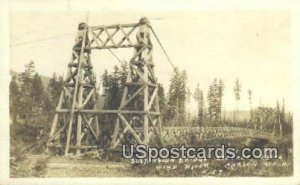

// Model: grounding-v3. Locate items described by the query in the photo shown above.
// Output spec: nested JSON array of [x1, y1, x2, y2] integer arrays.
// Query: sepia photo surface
[[1, 0, 300, 184]]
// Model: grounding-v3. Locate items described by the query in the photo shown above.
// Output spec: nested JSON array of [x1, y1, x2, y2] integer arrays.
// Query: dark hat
[[139, 17, 150, 25], [78, 22, 87, 30]]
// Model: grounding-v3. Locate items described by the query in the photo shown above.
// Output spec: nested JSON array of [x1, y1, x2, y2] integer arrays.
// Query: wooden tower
[[47, 18, 162, 156]]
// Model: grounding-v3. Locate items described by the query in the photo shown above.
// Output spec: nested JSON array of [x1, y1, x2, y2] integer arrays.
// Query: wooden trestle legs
[[47, 18, 162, 156]]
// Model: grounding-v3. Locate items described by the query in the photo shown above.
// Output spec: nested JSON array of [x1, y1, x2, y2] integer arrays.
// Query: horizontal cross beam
[[56, 109, 160, 115]]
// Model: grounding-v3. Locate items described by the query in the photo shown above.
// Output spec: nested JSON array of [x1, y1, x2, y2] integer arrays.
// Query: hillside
[[223, 110, 251, 120], [10, 70, 51, 88]]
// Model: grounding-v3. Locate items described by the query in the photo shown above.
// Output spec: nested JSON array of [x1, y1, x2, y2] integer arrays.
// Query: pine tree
[[109, 66, 122, 109], [18, 61, 35, 125], [31, 73, 45, 126], [158, 83, 167, 124], [101, 65, 128, 110], [194, 83, 205, 127], [178, 70, 187, 125], [212, 79, 218, 120], [32, 73, 44, 104], [118, 61, 128, 87], [166, 68, 179, 125], [48, 73, 64, 112], [233, 78, 241, 123], [217, 79, 225, 120], [101, 69, 110, 96], [207, 84, 214, 121], [207, 79, 224, 123], [248, 89, 253, 122], [166, 68, 187, 126], [9, 76, 20, 124], [280, 99, 286, 136]]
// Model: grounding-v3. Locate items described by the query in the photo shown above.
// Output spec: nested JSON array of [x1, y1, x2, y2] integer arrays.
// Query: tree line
[[10, 61, 63, 127], [10, 61, 292, 135]]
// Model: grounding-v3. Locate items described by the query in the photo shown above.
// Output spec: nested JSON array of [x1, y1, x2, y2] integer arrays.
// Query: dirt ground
[[11, 154, 137, 177], [11, 153, 293, 177]]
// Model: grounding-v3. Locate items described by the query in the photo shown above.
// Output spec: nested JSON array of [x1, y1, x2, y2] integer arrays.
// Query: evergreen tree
[[280, 99, 286, 136], [18, 61, 35, 125], [48, 73, 63, 110], [248, 89, 253, 121], [194, 83, 205, 127], [178, 70, 187, 124], [101, 69, 110, 96], [118, 61, 128, 87], [217, 79, 225, 120], [9, 76, 20, 124], [31, 73, 45, 125], [233, 78, 241, 122], [207, 84, 214, 120], [158, 83, 167, 123], [212, 79, 218, 120], [17, 61, 47, 126], [32, 73, 44, 105], [109, 66, 121, 109], [101, 65, 128, 110], [166, 68, 187, 126], [207, 78, 224, 123], [166, 68, 179, 124]]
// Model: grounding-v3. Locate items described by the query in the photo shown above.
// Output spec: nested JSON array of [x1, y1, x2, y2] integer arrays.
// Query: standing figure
[[73, 22, 90, 57]]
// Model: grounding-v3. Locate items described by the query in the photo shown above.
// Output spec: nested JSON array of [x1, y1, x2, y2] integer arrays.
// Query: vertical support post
[[76, 86, 83, 155], [140, 19, 150, 144], [144, 66, 149, 143], [111, 118, 120, 147], [279, 123, 283, 137], [65, 20, 88, 156], [49, 18, 162, 153], [272, 123, 276, 138], [48, 92, 64, 140], [155, 94, 162, 140], [95, 115, 99, 138]]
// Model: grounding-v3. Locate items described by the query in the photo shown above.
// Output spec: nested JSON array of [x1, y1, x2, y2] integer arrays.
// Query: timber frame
[[47, 18, 162, 156]]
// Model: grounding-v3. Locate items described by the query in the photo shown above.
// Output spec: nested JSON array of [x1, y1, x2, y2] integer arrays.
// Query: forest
[[10, 60, 293, 132], [9, 60, 293, 177]]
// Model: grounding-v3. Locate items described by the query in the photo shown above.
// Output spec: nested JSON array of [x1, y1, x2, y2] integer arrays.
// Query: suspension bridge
[[162, 126, 280, 145], [41, 17, 284, 156]]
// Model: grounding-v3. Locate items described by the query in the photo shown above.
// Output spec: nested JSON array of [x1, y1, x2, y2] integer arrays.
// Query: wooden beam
[[119, 86, 145, 109], [65, 18, 88, 157], [82, 88, 95, 108], [82, 114, 98, 141], [88, 29, 104, 46], [118, 113, 143, 144], [90, 30, 106, 48], [143, 54, 149, 144], [48, 91, 64, 140], [110, 124, 130, 149], [111, 118, 120, 148], [103, 27, 119, 46], [147, 87, 158, 110], [56, 109, 160, 115], [117, 26, 136, 46], [90, 23, 138, 30], [130, 64, 147, 84], [88, 44, 138, 50], [76, 82, 84, 155], [130, 45, 146, 62]]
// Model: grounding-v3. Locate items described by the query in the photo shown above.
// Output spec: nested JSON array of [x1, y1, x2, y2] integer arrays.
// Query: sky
[[9, 10, 292, 112]]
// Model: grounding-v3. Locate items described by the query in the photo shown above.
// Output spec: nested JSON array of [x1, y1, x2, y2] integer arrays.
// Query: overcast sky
[[10, 10, 291, 112]]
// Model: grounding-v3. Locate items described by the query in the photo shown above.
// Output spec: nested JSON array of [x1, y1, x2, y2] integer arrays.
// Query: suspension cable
[[150, 26, 177, 71], [108, 49, 124, 65], [150, 26, 193, 96], [9, 32, 76, 47]]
